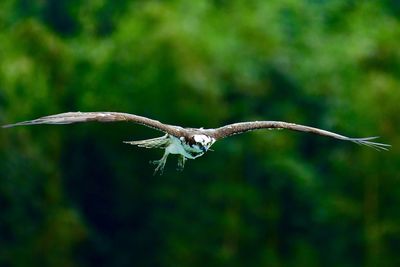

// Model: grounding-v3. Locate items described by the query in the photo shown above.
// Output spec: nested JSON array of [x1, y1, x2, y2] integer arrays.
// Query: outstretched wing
[[2, 111, 183, 136], [209, 121, 390, 151]]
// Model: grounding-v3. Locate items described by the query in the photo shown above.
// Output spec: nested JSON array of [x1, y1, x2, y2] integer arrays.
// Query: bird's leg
[[177, 155, 186, 171], [150, 151, 169, 175]]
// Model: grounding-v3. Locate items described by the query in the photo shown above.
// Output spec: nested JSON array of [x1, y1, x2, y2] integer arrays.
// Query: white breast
[[166, 137, 185, 154], [166, 136, 204, 159]]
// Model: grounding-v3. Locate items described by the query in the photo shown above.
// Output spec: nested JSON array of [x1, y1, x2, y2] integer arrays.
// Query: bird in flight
[[3, 112, 390, 174]]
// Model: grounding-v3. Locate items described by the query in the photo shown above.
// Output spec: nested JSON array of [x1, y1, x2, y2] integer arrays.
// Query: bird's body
[[3, 111, 390, 174], [124, 133, 215, 174]]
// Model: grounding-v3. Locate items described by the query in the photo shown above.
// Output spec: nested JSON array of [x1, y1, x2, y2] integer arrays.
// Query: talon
[[153, 167, 163, 176], [176, 156, 186, 171], [150, 152, 169, 175], [153, 163, 165, 175]]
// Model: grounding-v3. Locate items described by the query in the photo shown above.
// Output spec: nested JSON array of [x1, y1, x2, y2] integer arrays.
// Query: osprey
[[3, 112, 390, 174]]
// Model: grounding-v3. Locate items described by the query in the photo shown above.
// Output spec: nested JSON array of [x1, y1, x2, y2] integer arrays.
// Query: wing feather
[[3, 111, 183, 136], [209, 121, 390, 151]]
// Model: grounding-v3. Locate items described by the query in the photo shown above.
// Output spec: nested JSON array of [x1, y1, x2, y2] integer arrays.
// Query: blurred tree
[[0, 0, 399, 266]]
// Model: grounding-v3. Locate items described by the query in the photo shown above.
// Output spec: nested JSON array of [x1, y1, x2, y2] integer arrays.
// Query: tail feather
[[124, 134, 169, 149]]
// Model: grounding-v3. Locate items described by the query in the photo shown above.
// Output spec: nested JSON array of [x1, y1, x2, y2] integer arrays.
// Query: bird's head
[[184, 134, 216, 153]]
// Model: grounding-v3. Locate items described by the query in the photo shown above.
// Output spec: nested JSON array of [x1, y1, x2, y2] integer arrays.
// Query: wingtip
[[350, 137, 391, 151], [2, 122, 30, 128], [1, 120, 47, 128], [2, 124, 14, 128]]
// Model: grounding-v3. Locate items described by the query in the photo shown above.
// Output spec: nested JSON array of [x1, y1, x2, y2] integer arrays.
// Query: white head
[[193, 134, 215, 152], [181, 134, 216, 154]]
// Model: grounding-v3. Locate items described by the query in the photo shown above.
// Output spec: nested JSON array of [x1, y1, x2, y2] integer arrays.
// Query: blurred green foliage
[[0, 0, 399, 266]]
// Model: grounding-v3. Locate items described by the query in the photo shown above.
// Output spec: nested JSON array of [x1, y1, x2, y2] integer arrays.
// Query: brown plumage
[[3, 111, 184, 136], [3, 111, 390, 174], [209, 121, 389, 150]]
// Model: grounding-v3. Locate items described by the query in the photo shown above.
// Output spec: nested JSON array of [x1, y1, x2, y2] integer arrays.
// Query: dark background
[[0, 1, 399, 266]]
